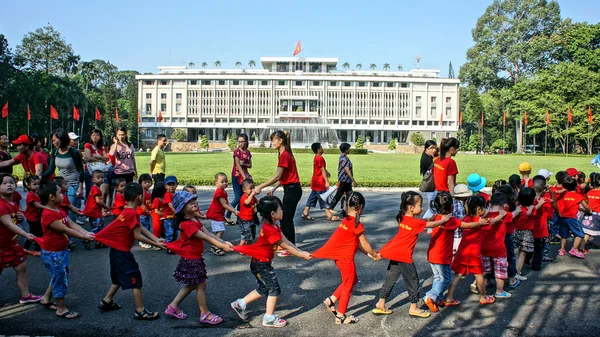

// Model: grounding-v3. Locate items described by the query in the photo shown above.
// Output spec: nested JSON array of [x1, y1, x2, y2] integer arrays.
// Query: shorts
[[250, 260, 281, 297], [174, 257, 207, 285], [0, 242, 26, 269], [140, 215, 151, 232], [305, 190, 327, 209], [451, 261, 483, 275], [558, 217, 585, 238], [238, 219, 257, 242], [514, 230, 534, 252], [109, 248, 142, 290], [211, 220, 225, 233], [482, 256, 508, 279], [40, 249, 70, 298]]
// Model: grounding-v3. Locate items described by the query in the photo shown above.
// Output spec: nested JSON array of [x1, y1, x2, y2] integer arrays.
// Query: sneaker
[[153, 246, 163, 251], [277, 250, 291, 257], [230, 300, 248, 320], [569, 248, 584, 259], [19, 293, 43, 304], [515, 274, 527, 281], [543, 256, 554, 262], [582, 249, 590, 255], [558, 249, 567, 256], [142, 243, 152, 249], [423, 296, 438, 313], [469, 283, 480, 294], [495, 291, 512, 299], [262, 315, 287, 328]]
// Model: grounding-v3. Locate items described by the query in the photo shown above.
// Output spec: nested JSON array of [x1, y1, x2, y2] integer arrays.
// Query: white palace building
[[136, 57, 460, 147]]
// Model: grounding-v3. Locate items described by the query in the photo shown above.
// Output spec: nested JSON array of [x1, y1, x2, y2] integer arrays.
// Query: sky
[[1, 0, 599, 77]]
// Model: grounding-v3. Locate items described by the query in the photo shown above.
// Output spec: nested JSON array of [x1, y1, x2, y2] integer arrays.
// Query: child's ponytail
[[151, 182, 167, 201], [433, 192, 453, 215], [396, 191, 422, 223], [257, 196, 283, 225], [465, 196, 486, 216], [345, 191, 366, 227]]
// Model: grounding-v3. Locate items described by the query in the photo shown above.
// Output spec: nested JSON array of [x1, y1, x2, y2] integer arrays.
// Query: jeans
[[163, 218, 177, 243], [379, 260, 420, 303], [305, 190, 327, 209], [67, 184, 82, 222], [84, 170, 92, 201], [505, 234, 517, 278], [282, 183, 302, 245], [140, 215, 151, 232], [426, 263, 452, 302], [40, 249, 70, 298], [226, 178, 243, 219], [89, 217, 104, 234]]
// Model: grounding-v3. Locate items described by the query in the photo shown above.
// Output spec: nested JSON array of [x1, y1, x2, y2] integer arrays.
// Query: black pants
[[152, 173, 165, 184], [24, 220, 42, 251], [328, 182, 353, 210], [379, 260, 420, 303], [281, 183, 302, 245], [113, 172, 135, 183], [526, 238, 545, 271]]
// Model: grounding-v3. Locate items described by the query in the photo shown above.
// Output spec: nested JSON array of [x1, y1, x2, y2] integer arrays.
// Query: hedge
[[248, 148, 368, 155]]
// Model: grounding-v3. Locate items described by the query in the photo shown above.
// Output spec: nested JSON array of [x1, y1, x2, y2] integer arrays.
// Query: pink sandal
[[164, 304, 187, 319], [199, 311, 223, 325]]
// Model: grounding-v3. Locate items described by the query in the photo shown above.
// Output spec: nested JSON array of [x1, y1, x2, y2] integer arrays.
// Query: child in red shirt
[[38, 182, 94, 319], [54, 176, 87, 250], [206, 173, 238, 256], [302, 142, 337, 221], [0, 173, 42, 304], [163, 191, 233, 324], [231, 196, 311, 328], [373, 191, 450, 318], [513, 188, 541, 280], [557, 176, 589, 258], [111, 178, 126, 216], [83, 170, 110, 238], [581, 173, 600, 253], [95, 182, 165, 320], [182, 185, 206, 220], [527, 176, 556, 270], [163, 175, 178, 246], [137, 174, 153, 249], [23, 176, 43, 255], [151, 182, 166, 242], [312, 192, 380, 324], [238, 179, 258, 245]]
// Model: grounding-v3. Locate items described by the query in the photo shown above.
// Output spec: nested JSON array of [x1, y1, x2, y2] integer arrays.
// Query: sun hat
[[68, 132, 80, 140], [164, 176, 178, 185], [467, 173, 487, 193], [537, 169, 553, 179], [566, 168, 581, 177], [172, 191, 197, 214], [12, 134, 32, 145], [518, 162, 532, 172], [453, 184, 473, 197]]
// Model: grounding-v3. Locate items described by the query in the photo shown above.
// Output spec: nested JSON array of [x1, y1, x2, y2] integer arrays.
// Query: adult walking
[[225, 133, 252, 223], [83, 129, 110, 202], [254, 130, 302, 256], [150, 133, 167, 183], [421, 140, 437, 218], [109, 126, 138, 183], [0, 133, 13, 174], [433, 137, 460, 196], [0, 135, 48, 180]]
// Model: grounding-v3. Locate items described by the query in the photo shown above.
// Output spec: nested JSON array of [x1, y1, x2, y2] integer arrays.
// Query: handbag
[[87, 161, 108, 174], [419, 163, 435, 192]]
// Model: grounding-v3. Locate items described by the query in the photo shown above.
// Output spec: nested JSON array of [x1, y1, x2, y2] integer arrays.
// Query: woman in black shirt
[[0, 133, 12, 174], [421, 140, 437, 219]]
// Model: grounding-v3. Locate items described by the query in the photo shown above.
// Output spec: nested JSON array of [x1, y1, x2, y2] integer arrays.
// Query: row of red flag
[[457, 107, 594, 127], [0, 102, 148, 123]]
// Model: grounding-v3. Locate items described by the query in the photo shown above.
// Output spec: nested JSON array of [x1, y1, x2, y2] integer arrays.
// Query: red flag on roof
[[1, 102, 7, 118], [50, 105, 59, 120], [293, 40, 301, 56], [27, 105, 31, 121], [546, 109, 551, 125], [73, 106, 80, 121], [115, 107, 120, 122], [95, 107, 101, 121], [588, 106, 593, 124], [568, 107, 572, 123], [157, 110, 163, 123]]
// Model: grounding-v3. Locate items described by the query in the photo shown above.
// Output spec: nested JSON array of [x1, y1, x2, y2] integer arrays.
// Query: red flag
[[157, 110, 163, 122], [293, 40, 301, 56], [503, 111, 506, 126], [568, 107, 572, 123], [50, 105, 59, 120], [73, 106, 80, 121], [1, 102, 7, 118], [481, 111, 484, 127], [524, 111, 528, 126], [137, 110, 141, 124], [27, 104, 31, 121], [546, 108, 551, 125], [115, 107, 120, 122], [439, 110, 443, 125], [588, 106, 593, 124], [459, 111, 462, 127], [95, 107, 101, 121]]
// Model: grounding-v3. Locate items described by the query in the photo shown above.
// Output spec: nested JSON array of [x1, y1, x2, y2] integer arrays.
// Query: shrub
[[227, 135, 237, 151], [355, 136, 364, 149], [199, 135, 209, 150], [248, 148, 368, 155], [259, 141, 265, 148], [171, 129, 187, 142], [410, 133, 425, 146], [388, 138, 396, 150]]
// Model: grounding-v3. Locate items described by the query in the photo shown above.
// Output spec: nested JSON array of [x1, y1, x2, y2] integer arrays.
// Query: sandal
[[57, 310, 81, 319], [479, 295, 496, 305], [164, 304, 187, 319], [211, 246, 225, 256], [301, 213, 314, 220], [371, 307, 393, 315], [444, 299, 460, 306], [336, 313, 359, 324], [224, 218, 234, 225], [134, 308, 159, 320], [409, 310, 431, 318], [98, 300, 122, 312], [327, 216, 341, 222], [323, 296, 337, 316], [40, 300, 57, 310], [199, 311, 223, 325]]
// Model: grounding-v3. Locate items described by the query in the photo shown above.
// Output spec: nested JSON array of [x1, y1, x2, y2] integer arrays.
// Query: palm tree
[[62, 52, 80, 76], [370, 63, 377, 70], [383, 63, 390, 71], [342, 62, 350, 70], [248, 60, 256, 68], [201, 62, 208, 68], [397, 65, 403, 71], [356, 63, 362, 70], [235, 61, 242, 68], [214, 60, 221, 68], [188, 62, 195, 68]]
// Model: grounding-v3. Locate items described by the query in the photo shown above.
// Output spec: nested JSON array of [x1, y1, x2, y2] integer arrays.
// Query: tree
[[388, 138, 397, 150], [248, 60, 256, 68], [383, 63, 390, 71], [555, 21, 600, 72], [448, 61, 455, 79], [235, 61, 242, 68], [199, 135, 209, 150], [355, 135, 364, 149], [171, 129, 187, 141], [201, 62, 208, 68], [61, 51, 80, 77], [397, 65, 403, 71], [15, 24, 76, 75], [188, 62, 195, 68], [369, 63, 377, 70], [356, 63, 362, 70], [214, 60, 221, 68], [0, 34, 14, 99], [342, 62, 350, 70], [227, 134, 237, 150], [410, 133, 425, 146]]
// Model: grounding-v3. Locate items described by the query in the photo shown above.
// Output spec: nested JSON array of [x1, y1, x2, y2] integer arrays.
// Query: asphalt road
[[1, 190, 598, 337]]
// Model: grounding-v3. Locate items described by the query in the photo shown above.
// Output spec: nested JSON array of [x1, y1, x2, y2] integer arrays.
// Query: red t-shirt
[[40, 208, 69, 252], [427, 215, 461, 265], [513, 206, 535, 231], [310, 155, 327, 191], [559, 191, 584, 218], [206, 188, 227, 221], [84, 143, 105, 156], [111, 193, 126, 216], [278, 151, 300, 186], [94, 207, 138, 252], [151, 198, 164, 226], [233, 222, 282, 262], [378, 216, 426, 263], [481, 211, 512, 257], [24, 192, 41, 222], [13, 152, 47, 177], [83, 185, 103, 218], [433, 157, 458, 192], [163, 192, 175, 219], [312, 216, 365, 261], [137, 191, 152, 216], [58, 192, 71, 215], [587, 189, 600, 213], [12, 193, 22, 211], [453, 216, 484, 266], [477, 192, 490, 203], [0, 198, 20, 249], [166, 219, 204, 259], [532, 198, 549, 238], [238, 194, 257, 221], [521, 178, 533, 188], [543, 191, 555, 217]]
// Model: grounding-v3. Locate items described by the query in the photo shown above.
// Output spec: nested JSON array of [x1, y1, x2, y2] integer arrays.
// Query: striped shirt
[[337, 154, 353, 183]]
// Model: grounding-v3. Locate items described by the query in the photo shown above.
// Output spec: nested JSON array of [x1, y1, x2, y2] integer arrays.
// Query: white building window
[[202, 80, 211, 85], [415, 107, 422, 118], [176, 103, 181, 112], [430, 107, 436, 117], [160, 103, 167, 111], [160, 80, 168, 85], [145, 129, 152, 137], [431, 96, 437, 103], [176, 93, 182, 99], [446, 97, 451, 104], [416, 96, 422, 104], [446, 107, 451, 116], [161, 93, 167, 99], [145, 104, 152, 112], [144, 80, 154, 85], [146, 93, 151, 99]]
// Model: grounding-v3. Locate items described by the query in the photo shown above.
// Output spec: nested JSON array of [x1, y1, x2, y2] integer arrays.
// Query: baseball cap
[[164, 175, 178, 185], [518, 162, 532, 172], [453, 184, 473, 198], [537, 169, 553, 179], [12, 134, 32, 145], [68, 132, 80, 140], [566, 168, 581, 177], [172, 191, 197, 214]]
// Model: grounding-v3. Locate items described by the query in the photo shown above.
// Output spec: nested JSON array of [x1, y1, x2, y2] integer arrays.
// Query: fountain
[[259, 117, 340, 149]]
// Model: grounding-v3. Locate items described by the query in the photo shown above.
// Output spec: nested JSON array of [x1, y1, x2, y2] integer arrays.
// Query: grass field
[[13, 151, 595, 187]]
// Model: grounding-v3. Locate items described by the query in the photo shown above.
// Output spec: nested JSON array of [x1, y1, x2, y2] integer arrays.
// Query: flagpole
[[566, 121, 569, 157], [545, 123, 548, 157]]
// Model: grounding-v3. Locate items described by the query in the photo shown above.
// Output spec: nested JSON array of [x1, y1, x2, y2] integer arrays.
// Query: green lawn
[[16, 152, 597, 187]]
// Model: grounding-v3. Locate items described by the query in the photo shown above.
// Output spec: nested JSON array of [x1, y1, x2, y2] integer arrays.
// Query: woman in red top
[[164, 191, 233, 325], [254, 131, 302, 256], [373, 191, 450, 318], [22, 176, 43, 255], [312, 192, 380, 324], [433, 137, 459, 196]]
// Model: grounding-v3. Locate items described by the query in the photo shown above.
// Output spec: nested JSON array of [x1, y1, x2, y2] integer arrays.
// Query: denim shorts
[[41, 249, 70, 298], [238, 220, 257, 242], [558, 217, 584, 238], [109, 248, 142, 289], [305, 190, 327, 209], [211, 220, 226, 233], [250, 260, 281, 296]]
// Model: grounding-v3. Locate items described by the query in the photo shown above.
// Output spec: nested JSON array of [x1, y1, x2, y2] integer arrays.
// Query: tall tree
[[342, 62, 350, 70], [201, 62, 208, 68], [555, 21, 600, 72], [235, 61, 242, 68], [383, 63, 390, 71], [356, 63, 362, 70], [369, 63, 377, 70], [397, 65, 403, 71], [448, 61, 455, 78], [214, 60, 221, 68], [188, 62, 195, 68], [15, 24, 77, 75], [248, 60, 256, 68]]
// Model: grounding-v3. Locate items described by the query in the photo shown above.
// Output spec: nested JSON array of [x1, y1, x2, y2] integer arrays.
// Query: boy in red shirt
[[519, 162, 533, 188], [137, 174, 153, 249], [54, 176, 87, 250], [556, 176, 588, 259], [38, 182, 94, 319], [527, 176, 556, 270], [206, 173, 238, 256], [111, 178, 127, 216], [83, 170, 110, 238], [238, 179, 258, 245], [512, 188, 541, 280], [302, 142, 337, 221], [163, 176, 178, 245], [95, 183, 166, 320], [23, 176, 43, 255]]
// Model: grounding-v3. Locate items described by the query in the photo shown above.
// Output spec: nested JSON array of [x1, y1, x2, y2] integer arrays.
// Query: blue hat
[[172, 191, 196, 214], [164, 175, 178, 185], [467, 173, 486, 192]]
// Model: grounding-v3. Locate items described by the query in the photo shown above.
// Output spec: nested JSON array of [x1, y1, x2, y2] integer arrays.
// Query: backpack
[[419, 163, 435, 192]]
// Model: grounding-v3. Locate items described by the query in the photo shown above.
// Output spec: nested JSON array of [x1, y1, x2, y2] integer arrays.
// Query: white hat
[[537, 168, 552, 179], [68, 132, 80, 140], [453, 184, 473, 197]]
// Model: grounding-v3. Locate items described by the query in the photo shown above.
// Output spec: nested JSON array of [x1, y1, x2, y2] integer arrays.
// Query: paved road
[[1, 190, 599, 337]]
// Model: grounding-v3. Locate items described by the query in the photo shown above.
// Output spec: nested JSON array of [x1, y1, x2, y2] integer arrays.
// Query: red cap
[[12, 135, 32, 145], [566, 168, 581, 177]]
